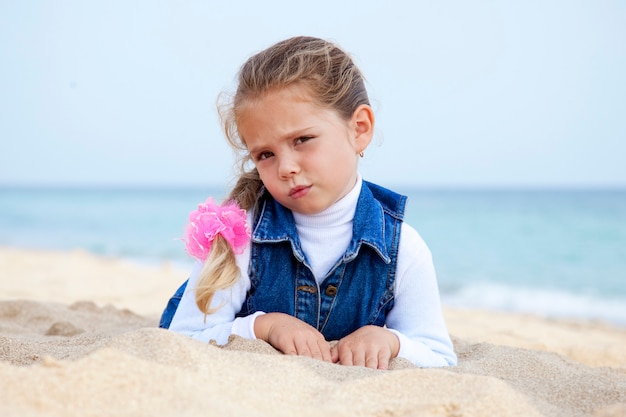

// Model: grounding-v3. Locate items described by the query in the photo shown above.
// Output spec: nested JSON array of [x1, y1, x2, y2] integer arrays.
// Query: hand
[[331, 325, 400, 370], [254, 312, 333, 362]]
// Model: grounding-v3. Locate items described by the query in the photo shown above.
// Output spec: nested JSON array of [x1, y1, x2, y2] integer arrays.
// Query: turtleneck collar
[[292, 175, 363, 229]]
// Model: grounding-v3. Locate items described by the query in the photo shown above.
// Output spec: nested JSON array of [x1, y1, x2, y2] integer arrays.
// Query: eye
[[295, 135, 314, 145], [255, 151, 274, 161]]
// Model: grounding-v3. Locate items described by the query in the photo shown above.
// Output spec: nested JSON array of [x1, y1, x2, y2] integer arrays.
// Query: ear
[[351, 104, 374, 154]]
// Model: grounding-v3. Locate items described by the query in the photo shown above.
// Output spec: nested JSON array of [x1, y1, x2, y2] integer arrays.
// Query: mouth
[[288, 185, 311, 198]]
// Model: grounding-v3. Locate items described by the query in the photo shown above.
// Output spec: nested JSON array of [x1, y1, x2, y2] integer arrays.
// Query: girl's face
[[238, 84, 373, 215]]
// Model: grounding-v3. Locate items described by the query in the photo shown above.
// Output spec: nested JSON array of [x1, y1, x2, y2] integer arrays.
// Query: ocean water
[[1, 186, 625, 326]]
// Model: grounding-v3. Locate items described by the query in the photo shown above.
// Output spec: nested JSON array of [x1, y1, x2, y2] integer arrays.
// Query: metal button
[[325, 285, 338, 296]]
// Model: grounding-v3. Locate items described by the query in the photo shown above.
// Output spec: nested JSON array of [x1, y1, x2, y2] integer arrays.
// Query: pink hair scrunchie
[[184, 198, 250, 261]]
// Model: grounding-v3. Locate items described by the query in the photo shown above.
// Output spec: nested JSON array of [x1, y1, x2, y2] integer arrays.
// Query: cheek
[[255, 166, 267, 181], [255, 166, 275, 188]]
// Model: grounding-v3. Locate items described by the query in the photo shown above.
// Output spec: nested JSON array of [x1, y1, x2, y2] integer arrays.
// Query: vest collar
[[251, 182, 393, 265]]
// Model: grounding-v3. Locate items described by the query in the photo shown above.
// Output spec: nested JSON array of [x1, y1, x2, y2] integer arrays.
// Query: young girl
[[161, 36, 457, 370]]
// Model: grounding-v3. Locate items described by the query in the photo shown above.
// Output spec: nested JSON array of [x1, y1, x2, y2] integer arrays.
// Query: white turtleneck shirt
[[168, 177, 457, 367]]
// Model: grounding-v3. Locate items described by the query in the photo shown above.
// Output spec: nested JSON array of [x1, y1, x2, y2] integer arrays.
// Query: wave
[[442, 282, 626, 327]]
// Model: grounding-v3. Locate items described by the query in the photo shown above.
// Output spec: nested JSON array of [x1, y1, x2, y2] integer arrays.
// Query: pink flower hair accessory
[[184, 198, 251, 261]]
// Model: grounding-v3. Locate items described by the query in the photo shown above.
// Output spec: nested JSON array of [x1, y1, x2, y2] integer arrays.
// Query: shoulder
[[399, 222, 432, 261], [362, 180, 407, 203], [393, 222, 438, 299], [361, 180, 408, 219], [396, 222, 435, 290]]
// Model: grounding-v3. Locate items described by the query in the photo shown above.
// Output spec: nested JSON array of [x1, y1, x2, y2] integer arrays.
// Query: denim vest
[[237, 181, 406, 340], [159, 181, 406, 341]]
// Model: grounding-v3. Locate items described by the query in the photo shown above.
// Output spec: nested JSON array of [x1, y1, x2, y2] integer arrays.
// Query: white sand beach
[[1, 246, 624, 416]]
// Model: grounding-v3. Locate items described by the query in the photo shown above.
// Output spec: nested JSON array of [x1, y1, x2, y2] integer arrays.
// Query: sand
[[0, 247, 624, 416]]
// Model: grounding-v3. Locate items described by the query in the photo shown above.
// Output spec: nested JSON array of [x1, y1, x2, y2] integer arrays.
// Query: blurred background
[[1, 1, 625, 324]]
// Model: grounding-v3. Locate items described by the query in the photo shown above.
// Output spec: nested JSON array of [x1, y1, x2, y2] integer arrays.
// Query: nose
[[278, 154, 300, 179]]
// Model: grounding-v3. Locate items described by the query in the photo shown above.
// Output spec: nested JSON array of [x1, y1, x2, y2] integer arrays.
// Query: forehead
[[236, 85, 345, 141], [239, 84, 318, 116]]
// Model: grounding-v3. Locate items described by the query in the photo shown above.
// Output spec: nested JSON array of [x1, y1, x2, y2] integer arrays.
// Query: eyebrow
[[246, 127, 314, 155]]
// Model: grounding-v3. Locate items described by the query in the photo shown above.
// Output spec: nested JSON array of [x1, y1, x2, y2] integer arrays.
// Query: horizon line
[[1, 181, 625, 192]]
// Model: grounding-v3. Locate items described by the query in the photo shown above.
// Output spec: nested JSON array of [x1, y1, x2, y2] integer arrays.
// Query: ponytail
[[194, 235, 240, 315], [184, 199, 250, 316]]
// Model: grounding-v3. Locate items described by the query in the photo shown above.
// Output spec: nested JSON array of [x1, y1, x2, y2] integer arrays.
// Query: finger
[[365, 354, 379, 370], [352, 348, 366, 368], [330, 345, 340, 363], [283, 343, 298, 356], [315, 340, 333, 362], [377, 349, 390, 370], [338, 346, 354, 366], [293, 338, 312, 357], [281, 341, 298, 356], [307, 339, 324, 361]]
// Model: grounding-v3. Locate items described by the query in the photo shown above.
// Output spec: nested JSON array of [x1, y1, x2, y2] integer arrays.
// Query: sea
[[1, 186, 625, 327]]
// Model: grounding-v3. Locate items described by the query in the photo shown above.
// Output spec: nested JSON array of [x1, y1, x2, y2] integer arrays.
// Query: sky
[[1, 1, 625, 188]]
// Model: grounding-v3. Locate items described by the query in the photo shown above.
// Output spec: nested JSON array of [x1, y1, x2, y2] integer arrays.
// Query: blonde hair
[[195, 36, 370, 314], [194, 235, 239, 314]]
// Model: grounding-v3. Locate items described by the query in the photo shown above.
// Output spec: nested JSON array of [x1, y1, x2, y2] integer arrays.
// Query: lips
[[289, 185, 310, 198]]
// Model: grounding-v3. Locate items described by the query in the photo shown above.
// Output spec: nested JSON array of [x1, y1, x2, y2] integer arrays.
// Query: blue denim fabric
[[237, 181, 406, 340], [159, 280, 187, 329]]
